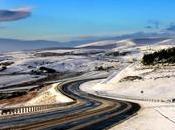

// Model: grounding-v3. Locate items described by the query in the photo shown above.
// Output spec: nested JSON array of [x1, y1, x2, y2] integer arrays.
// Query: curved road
[[0, 78, 140, 130]]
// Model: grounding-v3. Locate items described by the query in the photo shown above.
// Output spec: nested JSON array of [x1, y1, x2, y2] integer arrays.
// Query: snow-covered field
[[77, 38, 175, 130], [0, 46, 121, 89], [92, 63, 175, 100], [111, 107, 175, 130], [2, 38, 172, 75], [0, 50, 118, 74], [80, 46, 175, 130], [0, 75, 45, 88], [1, 37, 175, 129]]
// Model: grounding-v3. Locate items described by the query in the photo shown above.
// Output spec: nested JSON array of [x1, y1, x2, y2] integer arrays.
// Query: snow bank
[[25, 83, 73, 105]]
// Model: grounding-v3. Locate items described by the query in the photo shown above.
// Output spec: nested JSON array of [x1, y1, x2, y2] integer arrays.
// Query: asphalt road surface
[[0, 78, 140, 130]]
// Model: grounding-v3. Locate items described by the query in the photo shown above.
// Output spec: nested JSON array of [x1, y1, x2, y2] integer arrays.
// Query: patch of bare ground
[[119, 76, 143, 82], [0, 90, 38, 106]]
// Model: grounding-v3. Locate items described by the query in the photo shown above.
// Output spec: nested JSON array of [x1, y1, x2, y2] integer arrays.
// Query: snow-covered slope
[[76, 39, 136, 50], [91, 62, 175, 99], [156, 39, 175, 45], [76, 38, 173, 49], [1, 37, 175, 75], [80, 54, 175, 130], [0, 46, 122, 74], [25, 83, 73, 105]]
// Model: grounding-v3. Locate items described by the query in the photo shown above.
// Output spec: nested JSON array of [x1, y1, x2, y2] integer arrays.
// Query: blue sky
[[0, 0, 175, 41]]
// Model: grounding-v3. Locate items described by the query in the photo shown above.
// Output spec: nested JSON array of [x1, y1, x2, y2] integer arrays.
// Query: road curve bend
[[0, 78, 140, 130]]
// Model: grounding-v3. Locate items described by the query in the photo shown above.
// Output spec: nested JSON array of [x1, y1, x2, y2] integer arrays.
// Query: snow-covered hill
[[0, 37, 174, 89], [76, 39, 136, 49], [1, 37, 175, 129], [79, 43, 175, 130], [156, 39, 175, 45], [80, 61, 175, 130], [76, 38, 172, 49]]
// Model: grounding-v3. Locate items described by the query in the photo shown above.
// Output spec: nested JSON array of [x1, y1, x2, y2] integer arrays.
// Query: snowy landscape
[[1, 37, 175, 129], [2, 1, 175, 129]]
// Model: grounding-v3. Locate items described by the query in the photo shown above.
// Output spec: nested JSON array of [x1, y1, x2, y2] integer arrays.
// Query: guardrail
[[0, 79, 77, 117], [0, 75, 106, 117], [0, 101, 75, 116], [96, 91, 174, 103]]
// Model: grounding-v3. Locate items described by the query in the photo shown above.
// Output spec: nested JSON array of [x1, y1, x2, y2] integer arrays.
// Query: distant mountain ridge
[[76, 38, 171, 50], [0, 32, 175, 52], [0, 38, 62, 52], [0, 38, 107, 52]]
